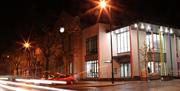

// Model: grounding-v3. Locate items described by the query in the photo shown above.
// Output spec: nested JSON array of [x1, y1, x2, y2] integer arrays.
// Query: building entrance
[[120, 63, 131, 78], [86, 60, 98, 78]]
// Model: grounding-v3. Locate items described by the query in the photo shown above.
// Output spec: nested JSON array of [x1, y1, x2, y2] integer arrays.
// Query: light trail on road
[[0, 80, 73, 91]]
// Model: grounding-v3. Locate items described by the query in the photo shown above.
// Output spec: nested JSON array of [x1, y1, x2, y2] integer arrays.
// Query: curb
[[51, 82, 127, 88], [79, 82, 127, 87]]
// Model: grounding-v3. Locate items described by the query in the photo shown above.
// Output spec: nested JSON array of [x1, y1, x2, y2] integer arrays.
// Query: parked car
[[48, 73, 74, 85]]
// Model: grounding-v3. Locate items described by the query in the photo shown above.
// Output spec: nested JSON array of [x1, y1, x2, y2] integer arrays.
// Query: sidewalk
[[51, 81, 127, 88], [75, 81, 127, 87]]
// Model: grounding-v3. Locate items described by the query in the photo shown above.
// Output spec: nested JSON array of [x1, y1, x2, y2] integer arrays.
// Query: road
[[1, 79, 180, 91], [63, 80, 180, 91]]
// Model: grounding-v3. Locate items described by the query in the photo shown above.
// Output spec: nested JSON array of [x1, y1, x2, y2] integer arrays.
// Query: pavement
[[50, 81, 127, 88]]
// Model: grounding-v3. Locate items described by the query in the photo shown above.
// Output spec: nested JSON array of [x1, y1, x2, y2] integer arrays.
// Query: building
[[75, 22, 180, 80]]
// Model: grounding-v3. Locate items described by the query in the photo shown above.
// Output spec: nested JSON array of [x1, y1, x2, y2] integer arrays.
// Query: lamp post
[[23, 41, 31, 77], [99, 0, 114, 84], [59, 27, 65, 73]]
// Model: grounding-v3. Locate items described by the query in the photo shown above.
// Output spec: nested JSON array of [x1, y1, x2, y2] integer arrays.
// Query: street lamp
[[99, 0, 107, 9], [99, 0, 114, 84], [59, 27, 64, 50], [23, 41, 31, 77], [59, 27, 65, 33], [59, 27, 64, 53], [59, 27, 65, 73], [23, 42, 31, 49]]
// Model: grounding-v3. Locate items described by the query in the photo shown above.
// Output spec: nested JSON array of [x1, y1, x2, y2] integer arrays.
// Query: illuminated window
[[146, 32, 167, 74], [116, 27, 130, 53], [146, 33, 166, 53], [120, 63, 131, 78], [86, 60, 98, 78]]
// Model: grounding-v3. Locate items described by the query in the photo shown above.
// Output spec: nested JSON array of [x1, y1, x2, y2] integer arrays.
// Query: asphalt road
[[1, 79, 180, 91], [65, 80, 180, 91]]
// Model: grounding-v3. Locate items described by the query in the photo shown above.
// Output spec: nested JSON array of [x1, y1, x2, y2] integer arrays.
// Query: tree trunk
[[45, 58, 49, 79], [16, 66, 19, 76]]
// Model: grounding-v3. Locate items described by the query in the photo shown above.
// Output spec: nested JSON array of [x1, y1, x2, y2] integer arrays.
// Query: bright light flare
[[100, 0, 107, 9], [97, 0, 110, 22], [59, 27, 65, 33], [23, 42, 30, 48], [21, 40, 32, 50], [84, 0, 120, 22]]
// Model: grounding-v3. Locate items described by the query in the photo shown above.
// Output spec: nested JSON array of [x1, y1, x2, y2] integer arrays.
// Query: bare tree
[[8, 50, 26, 76], [41, 11, 81, 79], [139, 42, 152, 80]]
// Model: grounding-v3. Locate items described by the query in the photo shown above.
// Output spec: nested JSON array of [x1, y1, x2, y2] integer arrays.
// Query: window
[[86, 60, 98, 78], [146, 32, 167, 75], [154, 62, 166, 74], [115, 27, 130, 53], [86, 36, 98, 55], [120, 63, 131, 78], [146, 33, 166, 53]]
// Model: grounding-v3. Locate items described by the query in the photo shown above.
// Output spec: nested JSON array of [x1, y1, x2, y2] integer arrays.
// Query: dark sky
[[0, 0, 179, 54]]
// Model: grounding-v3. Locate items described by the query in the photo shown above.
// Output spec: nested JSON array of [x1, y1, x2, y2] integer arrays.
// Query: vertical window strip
[[122, 32, 125, 52], [117, 34, 120, 53], [163, 35, 166, 53], [128, 31, 130, 51], [125, 30, 128, 51], [153, 34, 156, 51], [117, 30, 130, 53]]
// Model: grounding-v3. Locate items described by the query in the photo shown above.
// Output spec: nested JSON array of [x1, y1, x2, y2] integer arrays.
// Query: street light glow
[[140, 23, 145, 29], [24, 42, 30, 48], [59, 27, 65, 33], [146, 25, 151, 31], [22, 40, 31, 50], [100, 0, 107, 9], [165, 27, 169, 33], [85, 0, 119, 22], [134, 23, 138, 28], [170, 28, 174, 34], [160, 26, 163, 32]]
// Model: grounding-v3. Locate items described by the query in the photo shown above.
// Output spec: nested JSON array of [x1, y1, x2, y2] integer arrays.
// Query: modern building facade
[[77, 22, 180, 80]]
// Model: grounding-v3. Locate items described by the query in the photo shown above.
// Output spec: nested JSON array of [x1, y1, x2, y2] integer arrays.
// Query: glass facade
[[146, 33, 166, 53], [86, 60, 98, 78], [82, 22, 180, 79], [146, 32, 167, 74], [120, 63, 131, 78], [115, 27, 130, 53]]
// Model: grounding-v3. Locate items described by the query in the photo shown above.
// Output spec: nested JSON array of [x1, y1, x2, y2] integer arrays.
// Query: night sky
[[0, 0, 179, 54]]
